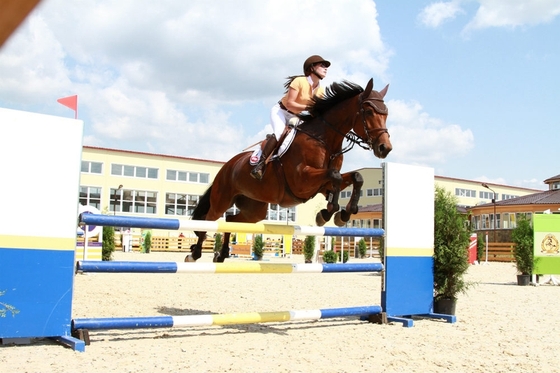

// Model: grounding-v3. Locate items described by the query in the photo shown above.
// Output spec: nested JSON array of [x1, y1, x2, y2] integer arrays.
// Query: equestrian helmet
[[303, 55, 330, 76]]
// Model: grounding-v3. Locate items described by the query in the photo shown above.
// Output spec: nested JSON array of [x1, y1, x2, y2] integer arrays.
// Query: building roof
[[544, 174, 560, 184], [359, 204, 382, 212], [84, 145, 225, 166], [475, 189, 560, 207]]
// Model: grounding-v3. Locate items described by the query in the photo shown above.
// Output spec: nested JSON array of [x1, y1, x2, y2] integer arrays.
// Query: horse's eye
[[364, 109, 374, 116]]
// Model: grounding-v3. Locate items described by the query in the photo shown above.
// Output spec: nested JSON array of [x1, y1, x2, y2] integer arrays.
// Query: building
[[469, 174, 560, 242], [81, 146, 552, 245]]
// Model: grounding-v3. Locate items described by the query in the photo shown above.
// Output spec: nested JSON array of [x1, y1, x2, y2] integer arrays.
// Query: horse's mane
[[307, 80, 363, 117]]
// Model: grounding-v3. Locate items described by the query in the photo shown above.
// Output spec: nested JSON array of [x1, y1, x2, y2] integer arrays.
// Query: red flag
[[57, 95, 78, 118]]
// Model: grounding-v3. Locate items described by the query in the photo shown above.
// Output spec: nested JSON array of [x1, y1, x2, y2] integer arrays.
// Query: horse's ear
[[363, 78, 374, 96], [379, 84, 389, 98]]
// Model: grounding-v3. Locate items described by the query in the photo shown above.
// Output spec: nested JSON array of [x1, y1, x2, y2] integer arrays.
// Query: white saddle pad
[[249, 120, 299, 165]]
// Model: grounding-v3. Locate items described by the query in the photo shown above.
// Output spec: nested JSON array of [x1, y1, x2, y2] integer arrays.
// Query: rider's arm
[[284, 87, 308, 114]]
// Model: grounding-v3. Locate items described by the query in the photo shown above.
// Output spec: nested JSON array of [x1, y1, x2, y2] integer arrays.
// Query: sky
[[1, 0, 559, 190]]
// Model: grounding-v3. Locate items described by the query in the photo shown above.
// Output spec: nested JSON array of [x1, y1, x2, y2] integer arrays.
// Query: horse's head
[[353, 78, 392, 159]]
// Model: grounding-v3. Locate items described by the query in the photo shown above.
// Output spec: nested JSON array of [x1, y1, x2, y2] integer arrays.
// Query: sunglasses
[[314, 62, 329, 68]]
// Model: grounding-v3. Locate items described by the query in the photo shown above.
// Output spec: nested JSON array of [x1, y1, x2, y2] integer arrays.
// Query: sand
[[2, 251, 559, 373]]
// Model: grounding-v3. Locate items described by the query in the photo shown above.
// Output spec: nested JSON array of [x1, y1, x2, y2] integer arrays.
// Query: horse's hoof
[[212, 252, 221, 263], [184, 255, 196, 262], [334, 211, 346, 227], [315, 212, 326, 227]]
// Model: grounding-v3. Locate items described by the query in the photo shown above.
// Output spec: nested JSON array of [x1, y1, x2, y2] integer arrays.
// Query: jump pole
[[73, 306, 383, 331], [76, 261, 384, 274]]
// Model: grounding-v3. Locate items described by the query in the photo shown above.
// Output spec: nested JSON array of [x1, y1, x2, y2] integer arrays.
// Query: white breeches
[[270, 103, 296, 139]]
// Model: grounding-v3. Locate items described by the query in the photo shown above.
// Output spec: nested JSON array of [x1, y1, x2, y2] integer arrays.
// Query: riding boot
[[251, 134, 278, 180]]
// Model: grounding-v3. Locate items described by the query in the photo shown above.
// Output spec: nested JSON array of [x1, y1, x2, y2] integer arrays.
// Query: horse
[[187, 78, 391, 262]]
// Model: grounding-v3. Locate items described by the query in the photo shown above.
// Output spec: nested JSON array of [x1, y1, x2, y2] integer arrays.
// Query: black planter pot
[[517, 274, 531, 286], [433, 298, 457, 315]]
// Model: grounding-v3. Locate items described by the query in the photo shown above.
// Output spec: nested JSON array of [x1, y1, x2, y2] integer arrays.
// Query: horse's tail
[[192, 184, 213, 220]]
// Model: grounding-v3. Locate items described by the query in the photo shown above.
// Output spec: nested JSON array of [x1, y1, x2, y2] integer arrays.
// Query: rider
[[250, 55, 330, 180]]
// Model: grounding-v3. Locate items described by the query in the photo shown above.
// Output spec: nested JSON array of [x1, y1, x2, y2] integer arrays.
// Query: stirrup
[[251, 162, 265, 180]]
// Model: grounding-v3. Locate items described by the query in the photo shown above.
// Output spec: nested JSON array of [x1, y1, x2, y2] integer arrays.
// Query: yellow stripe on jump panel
[[214, 263, 294, 273], [212, 311, 292, 325], [216, 222, 296, 235], [385, 247, 434, 257], [0, 235, 76, 251]]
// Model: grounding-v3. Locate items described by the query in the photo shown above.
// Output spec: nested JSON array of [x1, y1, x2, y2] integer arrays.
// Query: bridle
[[293, 90, 390, 162], [356, 93, 389, 151]]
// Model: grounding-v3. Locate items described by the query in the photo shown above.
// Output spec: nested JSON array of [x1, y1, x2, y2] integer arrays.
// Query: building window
[[479, 191, 498, 200], [79, 186, 101, 209], [112, 188, 157, 214], [456, 188, 476, 198], [267, 204, 296, 222], [165, 193, 200, 216], [471, 215, 480, 230], [111, 164, 158, 179], [501, 194, 518, 200], [366, 188, 383, 197], [81, 161, 102, 174], [167, 169, 210, 184]]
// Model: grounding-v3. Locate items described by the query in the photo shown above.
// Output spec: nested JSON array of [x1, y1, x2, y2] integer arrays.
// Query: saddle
[[249, 117, 301, 166]]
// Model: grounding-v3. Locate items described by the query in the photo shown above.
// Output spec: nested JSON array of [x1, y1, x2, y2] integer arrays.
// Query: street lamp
[[481, 183, 497, 243], [113, 185, 123, 215]]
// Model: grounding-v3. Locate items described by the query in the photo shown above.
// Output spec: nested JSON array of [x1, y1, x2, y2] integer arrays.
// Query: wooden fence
[[481, 242, 515, 262]]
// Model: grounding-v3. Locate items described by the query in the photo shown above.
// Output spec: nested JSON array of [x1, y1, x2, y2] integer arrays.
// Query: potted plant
[[214, 233, 223, 253], [358, 238, 368, 259], [433, 186, 471, 315], [511, 215, 534, 286], [252, 234, 264, 260], [322, 250, 337, 263], [303, 236, 315, 263]]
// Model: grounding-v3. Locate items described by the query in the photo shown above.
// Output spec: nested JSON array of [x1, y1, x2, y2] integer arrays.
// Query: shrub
[[214, 233, 223, 253], [358, 238, 367, 258], [433, 186, 471, 301], [512, 216, 534, 275], [338, 250, 349, 263], [141, 231, 152, 253], [102, 226, 115, 261], [252, 235, 264, 260], [303, 236, 315, 263], [322, 250, 337, 263]]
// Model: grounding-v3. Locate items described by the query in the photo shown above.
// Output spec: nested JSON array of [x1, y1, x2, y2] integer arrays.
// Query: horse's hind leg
[[185, 231, 205, 262], [316, 169, 343, 226], [213, 232, 231, 263]]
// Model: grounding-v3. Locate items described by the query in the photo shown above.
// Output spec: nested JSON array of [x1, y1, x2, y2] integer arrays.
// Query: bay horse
[[187, 78, 391, 262]]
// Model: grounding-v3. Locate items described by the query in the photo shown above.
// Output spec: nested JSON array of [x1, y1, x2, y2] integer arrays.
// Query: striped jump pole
[[72, 305, 382, 331], [76, 261, 384, 274], [79, 214, 385, 238]]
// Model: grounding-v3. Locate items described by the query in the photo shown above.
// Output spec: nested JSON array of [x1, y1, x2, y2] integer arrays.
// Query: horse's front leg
[[333, 171, 363, 226], [185, 231, 205, 262], [315, 168, 343, 226]]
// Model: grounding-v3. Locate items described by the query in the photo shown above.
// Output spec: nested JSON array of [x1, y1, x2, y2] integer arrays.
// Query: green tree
[[511, 216, 534, 275], [252, 234, 264, 260], [214, 233, 223, 253], [433, 186, 471, 301], [358, 238, 368, 258], [303, 235, 315, 263], [102, 226, 115, 261]]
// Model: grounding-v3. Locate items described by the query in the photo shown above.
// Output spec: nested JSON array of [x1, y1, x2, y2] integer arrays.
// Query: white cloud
[[341, 99, 474, 172], [418, 0, 560, 33], [0, 0, 391, 162], [464, 0, 560, 32], [418, 1, 464, 28]]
